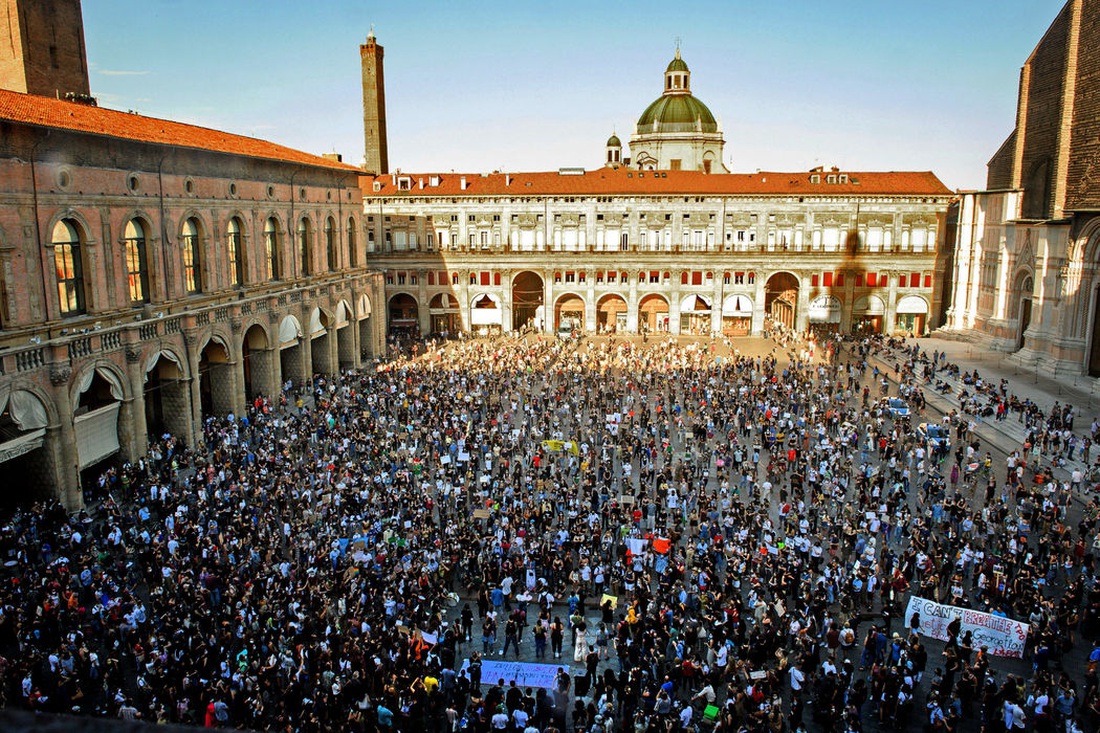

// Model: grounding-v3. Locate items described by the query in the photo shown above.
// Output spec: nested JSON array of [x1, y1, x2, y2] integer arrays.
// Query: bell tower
[[360, 27, 389, 175], [0, 0, 91, 98]]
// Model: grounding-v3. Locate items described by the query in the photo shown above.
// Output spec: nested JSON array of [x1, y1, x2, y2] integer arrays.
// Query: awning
[[896, 295, 929, 314], [75, 402, 120, 469], [808, 295, 842, 323], [682, 294, 711, 312], [279, 316, 303, 348], [853, 295, 885, 315], [0, 387, 48, 431], [0, 428, 46, 463], [722, 294, 753, 314]]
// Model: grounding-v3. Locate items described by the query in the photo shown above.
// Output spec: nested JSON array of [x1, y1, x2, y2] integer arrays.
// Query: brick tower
[[0, 0, 90, 98], [360, 28, 389, 175]]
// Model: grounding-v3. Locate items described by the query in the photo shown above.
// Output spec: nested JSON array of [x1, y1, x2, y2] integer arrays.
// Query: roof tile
[[362, 168, 953, 197], [0, 89, 359, 173]]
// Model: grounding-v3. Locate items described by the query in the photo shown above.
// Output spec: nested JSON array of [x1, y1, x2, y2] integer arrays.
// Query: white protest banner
[[460, 659, 570, 689], [904, 596, 1028, 659]]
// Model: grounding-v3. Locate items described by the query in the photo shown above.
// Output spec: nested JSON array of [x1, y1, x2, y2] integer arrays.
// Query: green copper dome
[[666, 56, 689, 73], [607, 133, 621, 147], [636, 94, 717, 134]]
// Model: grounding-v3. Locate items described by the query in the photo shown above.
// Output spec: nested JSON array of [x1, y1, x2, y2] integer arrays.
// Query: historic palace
[[361, 43, 954, 342], [0, 1, 385, 507]]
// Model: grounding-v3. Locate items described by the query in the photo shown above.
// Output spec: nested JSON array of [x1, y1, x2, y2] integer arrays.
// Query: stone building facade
[[362, 168, 952, 340], [0, 89, 385, 509], [946, 0, 1100, 378]]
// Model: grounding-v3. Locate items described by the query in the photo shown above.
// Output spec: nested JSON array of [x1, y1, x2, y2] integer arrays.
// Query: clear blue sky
[[82, 0, 1068, 191]]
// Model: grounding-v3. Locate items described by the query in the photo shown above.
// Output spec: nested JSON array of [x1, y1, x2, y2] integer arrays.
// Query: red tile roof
[[0, 89, 360, 173], [362, 168, 953, 197]]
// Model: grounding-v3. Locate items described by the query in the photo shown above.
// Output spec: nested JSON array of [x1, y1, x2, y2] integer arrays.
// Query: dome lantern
[[664, 47, 690, 94]]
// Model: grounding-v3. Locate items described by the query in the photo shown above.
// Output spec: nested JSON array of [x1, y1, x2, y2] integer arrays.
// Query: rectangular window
[[734, 272, 744, 285], [811, 274, 820, 287], [494, 272, 501, 286], [855, 274, 863, 287], [866, 273, 877, 287], [565, 271, 576, 283], [649, 271, 659, 283], [910, 272, 921, 288], [607, 272, 616, 283], [823, 272, 834, 287], [480, 272, 491, 286], [923, 275, 932, 289], [427, 272, 435, 285], [837, 273, 844, 287], [691, 271, 702, 286]]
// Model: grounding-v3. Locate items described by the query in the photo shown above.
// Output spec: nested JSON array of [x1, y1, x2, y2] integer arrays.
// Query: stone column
[[711, 279, 723, 335], [586, 274, 597, 332], [796, 277, 811, 333], [543, 271, 554, 333], [841, 270, 857, 333], [627, 277, 639, 332], [885, 272, 899, 334], [48, 363, 82, 510], [417, 268, 430, 335], [122, 342, 148, 460], [500, 269, 513, 332], [669, 273, 681, 335], [752, 277, 766, 335]]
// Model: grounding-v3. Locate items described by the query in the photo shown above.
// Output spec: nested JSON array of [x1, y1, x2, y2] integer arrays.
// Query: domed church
[[611, 48, 728, 173]]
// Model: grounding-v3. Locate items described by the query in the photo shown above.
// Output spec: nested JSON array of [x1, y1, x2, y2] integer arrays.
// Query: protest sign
[[904, 596, 1028, 658]]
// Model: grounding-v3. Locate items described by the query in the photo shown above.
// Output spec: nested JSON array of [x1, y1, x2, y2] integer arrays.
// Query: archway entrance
[[388, 293, 419, 336], [278, 315, 305, 386], [430, 293, 461, 335], [242, 324, 272, 402], [679, 294, 712, 335], [722, 294, 752, 336], [639, 294, 670, 333], [1011, 273, 1033, 351], [74, 368, 125, 494], [309, 307, 335, 376], [554, 294, 585, 330], [198, 338, 234, 418], [765, 272, 799, 329], [596, 294, 627, 333], [852, 295, 885, 335], [471, 293, 503, 335], [335, 300, 356, 370], [357, 294, 374, 359], [144, 351, 189, 440], [0, 388, 50, 506], [808, 295, 842, 336], [512, 271, 545, 330], [895, 295, 929, 335]]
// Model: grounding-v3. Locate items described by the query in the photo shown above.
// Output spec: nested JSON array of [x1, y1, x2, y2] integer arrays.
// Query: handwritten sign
[[904, 596, 1028, 658], [460, 659, 571, 689]]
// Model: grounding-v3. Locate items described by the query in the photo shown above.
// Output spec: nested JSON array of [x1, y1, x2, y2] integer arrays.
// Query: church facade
[[362, 50, 954, 342], [945, 0, 1100, 379]]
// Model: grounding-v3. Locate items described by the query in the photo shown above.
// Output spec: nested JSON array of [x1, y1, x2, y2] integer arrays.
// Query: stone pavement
[[860, 335, 1099, 490]]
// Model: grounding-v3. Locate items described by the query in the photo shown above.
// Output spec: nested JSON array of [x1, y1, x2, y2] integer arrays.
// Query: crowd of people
[[0, 326, 1099, 733]]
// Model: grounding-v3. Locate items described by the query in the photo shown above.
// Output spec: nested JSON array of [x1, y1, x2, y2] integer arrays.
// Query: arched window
[[298, 217, 312, 277], [123, 219, 150, 303], [181, 217, 202, 294], [53, 219, 86, 315], [325, 216, 338, 270], [227, 217, 245, 287], [264, 217, 280, 281], [347, 217, 358, 267]]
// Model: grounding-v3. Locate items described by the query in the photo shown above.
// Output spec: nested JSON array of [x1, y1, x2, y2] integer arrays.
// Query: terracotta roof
[[0, 89, 360, 173], [362, 168, 953, 198]]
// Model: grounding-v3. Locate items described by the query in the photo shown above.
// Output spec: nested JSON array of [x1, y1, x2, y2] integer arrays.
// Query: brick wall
[[1067, 0, 1100, 210], [1019, 2, 1072, 219]]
